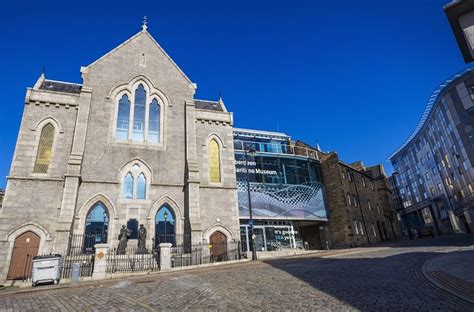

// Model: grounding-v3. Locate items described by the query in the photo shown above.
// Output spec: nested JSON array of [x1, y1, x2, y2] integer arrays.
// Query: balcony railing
[[234, 140, 318, 160]]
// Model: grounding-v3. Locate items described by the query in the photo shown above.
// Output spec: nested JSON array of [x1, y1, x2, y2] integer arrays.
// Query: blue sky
[[0, 0, 468, 189]]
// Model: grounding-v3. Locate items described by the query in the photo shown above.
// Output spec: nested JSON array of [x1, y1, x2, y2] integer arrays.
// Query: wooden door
[[210, 231, 227, 262], [7, 231, 40, 280]]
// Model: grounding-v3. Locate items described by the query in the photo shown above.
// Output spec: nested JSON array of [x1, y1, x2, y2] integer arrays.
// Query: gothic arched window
[[137, 173, 146, 199], [155, 205, 176, 246], [123, 172, 134, 199], [83, 201, 109, 253], [209, 139, 221, 182], [116, 94, 131, 140], [148, 98, 161, 143], [132, 84, 146, 141], [33, 123, 55, 173]]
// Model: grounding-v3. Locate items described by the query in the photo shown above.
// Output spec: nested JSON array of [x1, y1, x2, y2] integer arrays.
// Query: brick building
[[296, 142, 400, 248], [0, 25, 240, 281]]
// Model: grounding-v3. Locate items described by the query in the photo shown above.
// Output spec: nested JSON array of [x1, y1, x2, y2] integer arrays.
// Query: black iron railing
[[106, 247, 160, 274]]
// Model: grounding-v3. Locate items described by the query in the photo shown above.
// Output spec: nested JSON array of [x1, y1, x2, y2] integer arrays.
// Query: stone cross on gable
[[142, 16, 148, 30]]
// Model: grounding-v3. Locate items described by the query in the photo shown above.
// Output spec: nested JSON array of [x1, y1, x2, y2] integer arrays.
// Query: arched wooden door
[[7, 231, 40, 280], [210, 231, 227, 262]]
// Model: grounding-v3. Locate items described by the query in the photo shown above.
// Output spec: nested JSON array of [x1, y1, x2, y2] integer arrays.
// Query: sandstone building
[[296, 142, 400, 248], [0, 25, 240, 281]]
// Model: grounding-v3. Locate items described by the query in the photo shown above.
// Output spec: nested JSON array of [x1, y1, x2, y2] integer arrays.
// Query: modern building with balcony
[[389, 68, 474, 235], [233, 128, 330, 252]]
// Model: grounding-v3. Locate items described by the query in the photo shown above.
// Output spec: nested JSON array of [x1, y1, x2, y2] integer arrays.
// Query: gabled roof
[[85, 28, 194, 86], [194, 99, 224, 111]]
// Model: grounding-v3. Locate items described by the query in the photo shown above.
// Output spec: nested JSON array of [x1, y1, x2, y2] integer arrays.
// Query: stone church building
[[0, 25, 240, 281]]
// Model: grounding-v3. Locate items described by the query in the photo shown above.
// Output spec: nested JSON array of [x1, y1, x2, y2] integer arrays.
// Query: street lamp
[[164, 210, 168, 244], [392, 172, 413, 239], [244, 145, 257, 261]]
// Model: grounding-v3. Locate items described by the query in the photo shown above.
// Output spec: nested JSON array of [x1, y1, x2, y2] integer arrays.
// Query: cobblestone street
[[1, 235, 473, 311]]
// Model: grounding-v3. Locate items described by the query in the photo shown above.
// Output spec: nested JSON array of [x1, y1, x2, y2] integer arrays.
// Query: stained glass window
[[132, 84, 146, 141], [148, 98, 160, 143], [116, 94, 130, 140], [124, 172, 134, 199], [209, 139, 220, 182], [33, 123, 54, 173]]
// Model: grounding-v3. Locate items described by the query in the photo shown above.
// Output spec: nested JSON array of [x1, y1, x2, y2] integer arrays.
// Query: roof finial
[[142, 16, 148, 31]]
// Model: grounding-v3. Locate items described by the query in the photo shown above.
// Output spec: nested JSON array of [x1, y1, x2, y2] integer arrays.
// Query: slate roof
[[194, 99, 224, 111], [39, 80, 82, 94]]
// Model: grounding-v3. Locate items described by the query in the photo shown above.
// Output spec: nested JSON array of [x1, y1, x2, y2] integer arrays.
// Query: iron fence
[[68, 233, 107, 255], [153, 234, 191, 248], [171, 242, 242, 268], [61, 253, 95, 279], [106, 247, 160, 274]]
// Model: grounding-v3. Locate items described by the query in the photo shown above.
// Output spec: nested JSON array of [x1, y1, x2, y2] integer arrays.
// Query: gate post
[[92, 244, 109, 280], [159, 243, 172, 271]]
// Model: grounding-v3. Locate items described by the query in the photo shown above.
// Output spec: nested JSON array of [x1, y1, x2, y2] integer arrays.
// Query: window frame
[[112, 79, 165, 146]]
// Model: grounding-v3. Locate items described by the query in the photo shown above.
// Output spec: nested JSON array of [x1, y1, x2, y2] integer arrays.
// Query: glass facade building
[[389, 69, 474, 234], [233, 128, 328, 251]]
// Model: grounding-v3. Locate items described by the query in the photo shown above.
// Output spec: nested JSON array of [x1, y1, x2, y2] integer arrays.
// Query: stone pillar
[[92, 244, 109, 280], [159, 243, 172, 271], [185, 100, 202, 245]]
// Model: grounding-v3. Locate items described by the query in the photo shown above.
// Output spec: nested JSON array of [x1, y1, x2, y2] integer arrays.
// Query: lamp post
[[244, 146, 257, 261], [102, 212, 107, 243], [164, 211, 168, 244], [392, 172, 413, 239]]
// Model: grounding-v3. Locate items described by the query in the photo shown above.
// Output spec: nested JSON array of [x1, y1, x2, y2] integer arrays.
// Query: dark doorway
[[210, 231, 227, 262], [7, 231, 40, 280]]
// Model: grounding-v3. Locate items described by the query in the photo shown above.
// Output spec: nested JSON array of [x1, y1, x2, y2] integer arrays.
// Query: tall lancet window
[[116, 94, 131, 140], [209, 139, 221, 182], [34, 123, 55, 173], [148, 98, 161, 143], [137, 173, 146, 199], [124, 172, 134, 199], [132, 84, 146, 141]]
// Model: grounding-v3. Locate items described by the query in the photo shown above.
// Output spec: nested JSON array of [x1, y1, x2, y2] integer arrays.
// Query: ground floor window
[[155, 205, 176, 247], [84, 202, 109, 252], [240, 220, 302, 252]]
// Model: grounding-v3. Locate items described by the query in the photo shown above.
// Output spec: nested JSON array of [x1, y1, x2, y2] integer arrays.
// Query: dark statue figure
[[117, 225, 131, 255], [137, 224, 148, 254]]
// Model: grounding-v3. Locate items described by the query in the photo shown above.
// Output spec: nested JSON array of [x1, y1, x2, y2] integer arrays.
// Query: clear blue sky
[[0, 0, 468, 189]]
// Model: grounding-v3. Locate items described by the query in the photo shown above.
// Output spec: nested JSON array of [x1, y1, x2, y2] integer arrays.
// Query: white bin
[[31, 254, 62, 287]]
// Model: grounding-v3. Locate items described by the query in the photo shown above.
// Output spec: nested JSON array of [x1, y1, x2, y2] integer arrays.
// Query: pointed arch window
[[137, 173, 146, 199], [83, 201, 109, 253], [34, 123, 55, 173], [148, 98, 161, 143], [132, 84, 146, 141], [123, 172, 134, 199], [209, 139, 221, 182], [155, 205, 176, 246], [122, 163, 149, 200], [116, 94, 131, 140], [114, 81, 165, 144]]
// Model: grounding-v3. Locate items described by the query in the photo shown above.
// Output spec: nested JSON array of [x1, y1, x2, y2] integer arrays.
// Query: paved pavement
[[423, 246, 474, 305], [0, 235, 473, 311]]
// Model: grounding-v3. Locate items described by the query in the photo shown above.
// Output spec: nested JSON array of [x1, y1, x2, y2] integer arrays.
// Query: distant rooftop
[[39, 79, 82, 94]]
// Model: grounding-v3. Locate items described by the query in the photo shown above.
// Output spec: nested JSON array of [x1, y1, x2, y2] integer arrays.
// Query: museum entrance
[[7, 231, 40, 280]]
